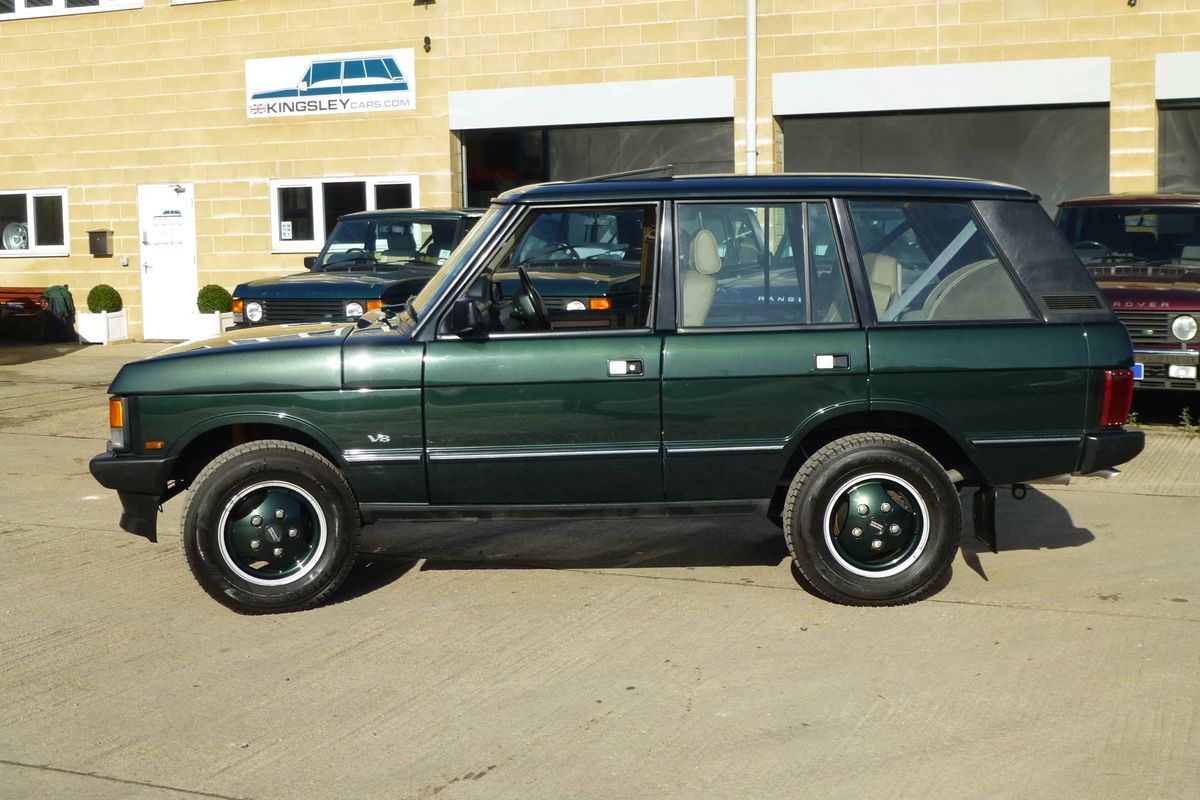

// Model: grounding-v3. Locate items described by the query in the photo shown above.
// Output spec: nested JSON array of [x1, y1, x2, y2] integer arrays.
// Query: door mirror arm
[[445, 297, 488, 338]]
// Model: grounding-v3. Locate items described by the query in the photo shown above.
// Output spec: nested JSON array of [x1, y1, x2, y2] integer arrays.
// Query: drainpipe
[[745, 0, 757, 175]]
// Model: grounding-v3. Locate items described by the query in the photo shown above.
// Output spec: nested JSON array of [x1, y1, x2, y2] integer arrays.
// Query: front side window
[[270, 175, 418, 252], [447, 204, 657, 334], [677, 201, 852, 328], [848, 200, 1033, 323], [0, 189, 69, 257], [1, 0, 139, 20]]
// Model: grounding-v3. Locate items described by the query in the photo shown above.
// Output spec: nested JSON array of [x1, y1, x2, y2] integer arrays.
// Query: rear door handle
[[608, 359, 644, 376], [814, 354, 851, 370]]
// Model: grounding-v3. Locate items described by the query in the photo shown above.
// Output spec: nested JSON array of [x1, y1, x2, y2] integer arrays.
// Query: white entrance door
[[138, 183, 198, 340]]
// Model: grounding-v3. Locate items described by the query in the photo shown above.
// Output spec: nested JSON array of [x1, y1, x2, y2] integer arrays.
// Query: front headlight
[[245, 301, 263, 323], [1172, 314, 1197, 341], [345, 301, 365, 318], [565, 300, 586, 312]]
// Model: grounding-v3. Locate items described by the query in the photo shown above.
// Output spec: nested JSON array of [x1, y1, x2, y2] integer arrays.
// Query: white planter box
[[188, 311, 235, 340], [77, 309, 129, 345]]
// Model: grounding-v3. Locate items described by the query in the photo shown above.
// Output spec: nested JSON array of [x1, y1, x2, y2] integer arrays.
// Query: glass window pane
[[0, 194, 29, 251], [26, 1, 54, 8], [33, 195, 64, 247], [374, 183, 412, 209], [0, 1, 16, 13], [66, 0, 100, 7], [472, 205, 656, 331], [848, 200, 1032, 322], [277, 186, 314, 242], [311, 62, 341, 84], [322, 181, 367, 237], [809, 203, 852, 323]]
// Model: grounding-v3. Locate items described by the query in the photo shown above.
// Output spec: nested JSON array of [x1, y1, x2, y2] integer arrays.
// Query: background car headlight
[[245, 301, 263, 322], [1172, 314, 1198, 341], [345, 301, 365, 318], [565, 300, 586, 312]]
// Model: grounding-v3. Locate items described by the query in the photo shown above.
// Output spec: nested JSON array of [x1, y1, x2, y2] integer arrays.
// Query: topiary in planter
[[197, 284, 233, 314], [86, 284, 123, 314]]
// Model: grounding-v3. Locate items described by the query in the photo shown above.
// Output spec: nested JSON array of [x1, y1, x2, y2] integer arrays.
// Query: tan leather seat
[[682, 229, 721, 326], [863, 252, 899, 317], [923, 258, 1028, 320]]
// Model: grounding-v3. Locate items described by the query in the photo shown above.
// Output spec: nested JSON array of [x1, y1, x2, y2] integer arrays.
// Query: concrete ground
[[0, 341, 1196, 800]]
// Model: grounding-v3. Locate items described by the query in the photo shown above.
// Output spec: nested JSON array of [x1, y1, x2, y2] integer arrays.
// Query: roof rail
[[569, 164, 675, 183]]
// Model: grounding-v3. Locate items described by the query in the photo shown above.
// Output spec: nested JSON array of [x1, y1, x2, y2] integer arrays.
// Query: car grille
[[541, 297, 576, 311], [1135, 362, 1198, 391], [256, 299, 351, 325], [1115, 310, 1182, 348]]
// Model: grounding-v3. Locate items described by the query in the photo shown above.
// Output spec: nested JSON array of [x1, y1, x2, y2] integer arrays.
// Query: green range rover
[[90, 174, 1144, 613]]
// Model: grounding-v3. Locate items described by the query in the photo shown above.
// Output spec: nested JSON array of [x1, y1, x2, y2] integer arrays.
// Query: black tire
[[783, 433, 960, 605], [181, 440, 359, 614]]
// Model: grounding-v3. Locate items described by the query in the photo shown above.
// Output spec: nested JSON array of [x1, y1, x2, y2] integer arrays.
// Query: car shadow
[[958, 488, 1095, 581], [359, 513, 790, 571], [0, 340, 85, 366]]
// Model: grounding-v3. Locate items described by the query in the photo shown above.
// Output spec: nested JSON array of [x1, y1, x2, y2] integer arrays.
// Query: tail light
[[1099, 369, 1134, 427]]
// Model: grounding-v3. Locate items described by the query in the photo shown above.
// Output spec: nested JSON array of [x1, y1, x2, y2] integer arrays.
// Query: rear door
[[662, 200, 869, 500]]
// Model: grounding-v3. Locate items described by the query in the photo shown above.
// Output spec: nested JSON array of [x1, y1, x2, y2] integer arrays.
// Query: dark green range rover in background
[[91, 174, 1143, 613], [232, 208, 482, 327]]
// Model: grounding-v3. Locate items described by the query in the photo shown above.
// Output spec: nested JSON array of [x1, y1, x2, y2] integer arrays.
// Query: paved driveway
[[1, 342, 1196, 799]]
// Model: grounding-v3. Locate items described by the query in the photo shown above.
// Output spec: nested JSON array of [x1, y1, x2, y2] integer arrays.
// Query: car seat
[[682, 230, 722, 326]]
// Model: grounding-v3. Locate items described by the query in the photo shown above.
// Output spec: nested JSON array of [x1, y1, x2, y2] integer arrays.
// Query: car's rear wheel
[[181, 440, 359, 613], [783, 433, 960, 605]]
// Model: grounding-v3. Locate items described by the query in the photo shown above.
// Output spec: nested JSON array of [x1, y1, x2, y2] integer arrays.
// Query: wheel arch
[[166, 413, 344, 496]]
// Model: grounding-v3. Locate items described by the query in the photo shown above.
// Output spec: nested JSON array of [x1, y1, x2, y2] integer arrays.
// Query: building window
[[0, 0, 142, 20], [0, 189, 69, 257], [269, 176, 419, 252]]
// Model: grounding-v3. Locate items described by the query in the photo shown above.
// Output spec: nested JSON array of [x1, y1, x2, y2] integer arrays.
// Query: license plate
[[1132, 362, 1144, 380]]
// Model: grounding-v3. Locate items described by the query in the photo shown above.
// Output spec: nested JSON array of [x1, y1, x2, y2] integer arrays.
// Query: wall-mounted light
[[423, 35, 432, 53], [414, 0, 435, 6]]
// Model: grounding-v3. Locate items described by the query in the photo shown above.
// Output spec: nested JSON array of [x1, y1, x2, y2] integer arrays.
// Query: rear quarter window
[[848, 199, 1034, 323]]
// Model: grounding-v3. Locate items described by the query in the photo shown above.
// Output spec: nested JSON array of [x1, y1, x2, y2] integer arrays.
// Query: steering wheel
[[531, 242, 581, 261], [512, 266, 552, 329], [584, 245, 626, 261]]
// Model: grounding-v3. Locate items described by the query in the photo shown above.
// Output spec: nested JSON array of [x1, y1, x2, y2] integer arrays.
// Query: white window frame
[[0, 1, 143, 21], [268, 175, 420, 253], [171, 0, 228, 5], [0, 188, 70, 258]]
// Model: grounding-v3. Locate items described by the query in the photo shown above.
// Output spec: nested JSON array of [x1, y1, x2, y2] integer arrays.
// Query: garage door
[[781, 106, 1109, 210]]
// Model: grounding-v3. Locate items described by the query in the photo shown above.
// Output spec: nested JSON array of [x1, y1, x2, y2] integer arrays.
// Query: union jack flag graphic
[[250, 103, 267, 115]]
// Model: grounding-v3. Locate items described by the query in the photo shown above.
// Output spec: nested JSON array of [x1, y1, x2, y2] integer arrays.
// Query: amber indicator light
[[231, 298, 244, 314], [367, 300, 383, 312], [108, 398, 124, 429], [145, 441, 165, 450], [589, 298, 612, 310]]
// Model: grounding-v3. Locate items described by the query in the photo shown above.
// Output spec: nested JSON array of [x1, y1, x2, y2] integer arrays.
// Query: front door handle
[[608, 359, 644, 376]]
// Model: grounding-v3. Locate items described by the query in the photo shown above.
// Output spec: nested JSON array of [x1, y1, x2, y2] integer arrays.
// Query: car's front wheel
[[181, 440, 359, 613], [783, 433, 960, 605]]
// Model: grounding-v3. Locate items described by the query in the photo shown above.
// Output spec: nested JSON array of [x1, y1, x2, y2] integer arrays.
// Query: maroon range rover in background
[[1057, 195, 1200, 391]]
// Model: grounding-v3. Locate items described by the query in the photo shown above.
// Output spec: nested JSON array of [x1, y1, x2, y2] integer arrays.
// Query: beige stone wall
[[4, 0, 1200, 337], [0, 0, 456, 338]]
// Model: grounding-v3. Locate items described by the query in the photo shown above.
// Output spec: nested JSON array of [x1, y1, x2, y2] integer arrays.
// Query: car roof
[[495, 173, 1037, 204], [1059, 193, 1200, 207], [340, 208, 485, 221]]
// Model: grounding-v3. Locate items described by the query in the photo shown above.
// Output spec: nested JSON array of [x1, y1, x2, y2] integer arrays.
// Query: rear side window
[[848, 200, 1034, 323], [676, 202, 853, 328]]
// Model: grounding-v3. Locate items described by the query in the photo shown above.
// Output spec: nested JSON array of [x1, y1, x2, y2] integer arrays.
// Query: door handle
[[608, 359, 644, 376], [814, 354, 851, 370]]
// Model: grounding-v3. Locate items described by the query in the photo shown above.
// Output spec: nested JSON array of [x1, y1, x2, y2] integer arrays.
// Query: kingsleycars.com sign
[[245, 49, 416, 119]]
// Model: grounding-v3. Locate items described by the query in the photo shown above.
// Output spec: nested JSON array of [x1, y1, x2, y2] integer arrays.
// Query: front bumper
[[89, 452, 176, 542], [1077, 429, 1145, 475], [1132, 349, 1200, 390]]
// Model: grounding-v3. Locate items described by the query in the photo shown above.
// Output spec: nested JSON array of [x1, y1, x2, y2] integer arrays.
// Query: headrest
[[690, 229, 721, 275], [863, 252, 898, 290]]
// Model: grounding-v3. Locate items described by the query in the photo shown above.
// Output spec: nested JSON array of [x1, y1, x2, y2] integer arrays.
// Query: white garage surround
[[448, 76, 736, 130], [1157, 52, 1200, 101], [773, 57, 1111, 117]]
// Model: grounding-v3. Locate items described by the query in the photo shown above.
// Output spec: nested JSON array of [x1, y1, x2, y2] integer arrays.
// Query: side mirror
[[446, 297, 486, 337], [303, 256, 317, 270]]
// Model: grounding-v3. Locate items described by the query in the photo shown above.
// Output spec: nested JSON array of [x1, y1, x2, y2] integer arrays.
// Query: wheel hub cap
[[218, 483, 326, 585], [824, 473, 929, 578]]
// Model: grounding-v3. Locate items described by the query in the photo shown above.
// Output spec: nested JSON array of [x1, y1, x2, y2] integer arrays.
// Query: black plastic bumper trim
[[90, 453, 176, 542], [1077, 429, 1145, 474]]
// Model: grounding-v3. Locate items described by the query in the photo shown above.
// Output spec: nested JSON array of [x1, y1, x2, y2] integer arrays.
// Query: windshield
[[404, 205, 507, 324], [1058, 204, 1200, 268], [315, 216, 463, 272]]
